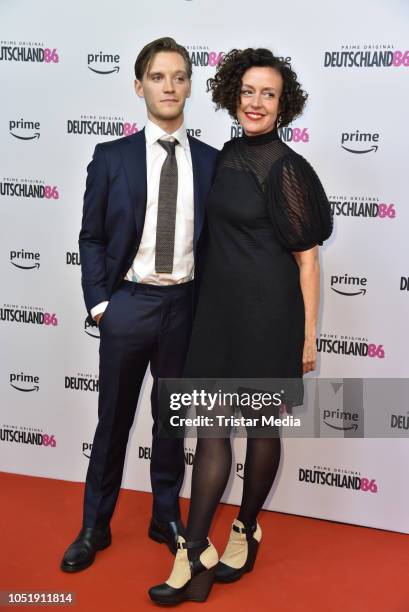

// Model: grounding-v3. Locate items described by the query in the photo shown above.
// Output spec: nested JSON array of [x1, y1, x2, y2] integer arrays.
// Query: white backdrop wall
[[1, 0, 408, 533]]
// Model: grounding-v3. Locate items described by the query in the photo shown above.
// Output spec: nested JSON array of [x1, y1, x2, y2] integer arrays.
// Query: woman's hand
[[302, 335, 317, 374], [292, 246, 320, 375]]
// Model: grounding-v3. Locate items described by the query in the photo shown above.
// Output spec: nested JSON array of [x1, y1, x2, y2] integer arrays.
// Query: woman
[[149, 47, 333, 605]]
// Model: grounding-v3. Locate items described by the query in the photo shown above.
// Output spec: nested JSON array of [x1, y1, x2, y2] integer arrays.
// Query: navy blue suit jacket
[[79, 128, 218, 322]]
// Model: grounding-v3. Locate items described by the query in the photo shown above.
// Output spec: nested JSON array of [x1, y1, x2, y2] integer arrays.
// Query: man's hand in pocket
[[94, 313, 103, 326]]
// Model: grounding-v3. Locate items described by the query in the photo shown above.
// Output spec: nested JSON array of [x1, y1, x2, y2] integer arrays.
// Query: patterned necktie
[[155, 139, 178, 273]]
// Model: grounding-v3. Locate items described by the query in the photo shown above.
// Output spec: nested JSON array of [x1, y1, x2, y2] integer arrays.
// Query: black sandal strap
[[189, 557, 206, 576], [232, 523, 257, 535], [177, 538, 209, 550]]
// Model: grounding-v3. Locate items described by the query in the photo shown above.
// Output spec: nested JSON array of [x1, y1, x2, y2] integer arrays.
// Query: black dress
[[184, 127, 332, 406]]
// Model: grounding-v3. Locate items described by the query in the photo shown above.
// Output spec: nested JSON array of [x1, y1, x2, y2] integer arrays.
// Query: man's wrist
[[90, 301, 109, 320]]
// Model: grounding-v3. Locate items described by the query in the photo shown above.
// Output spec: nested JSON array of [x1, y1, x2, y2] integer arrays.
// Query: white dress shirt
[[91, 119, 194, 320]]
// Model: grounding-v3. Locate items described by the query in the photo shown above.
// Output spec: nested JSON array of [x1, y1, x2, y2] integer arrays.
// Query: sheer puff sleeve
[[267, 152, 333, 252]]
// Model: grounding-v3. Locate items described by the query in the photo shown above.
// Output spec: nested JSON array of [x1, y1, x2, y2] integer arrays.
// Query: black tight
[[186, 434, 281, 557], [186, 437, 232, 544], [237, 437, 281, 525]]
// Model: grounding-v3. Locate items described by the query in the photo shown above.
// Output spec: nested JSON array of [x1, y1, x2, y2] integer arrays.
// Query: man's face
[[135, 51, 191, 123]]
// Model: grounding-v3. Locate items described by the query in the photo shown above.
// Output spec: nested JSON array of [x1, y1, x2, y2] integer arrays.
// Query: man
[[61, 37, 218, 572]]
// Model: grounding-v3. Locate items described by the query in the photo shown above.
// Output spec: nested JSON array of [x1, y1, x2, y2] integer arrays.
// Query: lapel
[[188, 135, 205, 248], [120, 128, 147, 236]]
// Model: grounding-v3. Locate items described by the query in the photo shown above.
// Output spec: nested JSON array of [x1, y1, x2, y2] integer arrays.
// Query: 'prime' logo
[[341, 130, 379, 154], [87, 52, 120, 75]]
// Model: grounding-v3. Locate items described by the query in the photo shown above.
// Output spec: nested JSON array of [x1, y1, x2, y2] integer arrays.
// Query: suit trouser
[[83, 279, 193, 529]]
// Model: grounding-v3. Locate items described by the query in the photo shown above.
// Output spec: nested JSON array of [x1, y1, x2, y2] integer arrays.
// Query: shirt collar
[[145, 118, 188, 150]]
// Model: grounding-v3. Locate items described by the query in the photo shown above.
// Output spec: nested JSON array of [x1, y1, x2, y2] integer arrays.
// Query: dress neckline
[[241, 126, 280, 146]]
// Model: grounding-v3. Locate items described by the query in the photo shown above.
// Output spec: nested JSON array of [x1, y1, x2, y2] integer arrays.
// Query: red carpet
[[1, 471, 408, 611]]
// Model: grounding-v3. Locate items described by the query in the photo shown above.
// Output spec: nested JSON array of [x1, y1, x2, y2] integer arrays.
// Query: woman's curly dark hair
[[209, 48, 308, 127]]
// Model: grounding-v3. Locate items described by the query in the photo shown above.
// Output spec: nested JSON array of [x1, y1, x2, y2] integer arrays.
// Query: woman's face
[[236, 66, 283, 136]]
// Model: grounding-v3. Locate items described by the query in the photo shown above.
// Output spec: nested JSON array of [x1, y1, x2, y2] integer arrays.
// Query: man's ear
[[186, 79, 192, 99], [134, 79, 144, 98]]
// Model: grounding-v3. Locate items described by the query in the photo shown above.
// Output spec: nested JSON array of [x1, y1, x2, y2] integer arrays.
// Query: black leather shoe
[[60, 526, 111, 573], [148, 517, 185, 555]]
